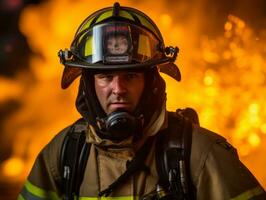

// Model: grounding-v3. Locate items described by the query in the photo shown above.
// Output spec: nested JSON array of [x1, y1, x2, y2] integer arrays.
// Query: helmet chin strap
[[96, 111, 144, 142]]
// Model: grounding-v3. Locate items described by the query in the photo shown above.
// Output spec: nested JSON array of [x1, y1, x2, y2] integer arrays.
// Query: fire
[[0, 0, 266, 189], [1, 157, 24, 177]]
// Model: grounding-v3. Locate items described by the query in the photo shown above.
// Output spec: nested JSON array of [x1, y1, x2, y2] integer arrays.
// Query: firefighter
[[18, 2, 266, 200]]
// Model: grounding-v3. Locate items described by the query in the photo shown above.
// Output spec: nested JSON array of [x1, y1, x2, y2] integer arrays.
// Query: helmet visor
[[71, 22, 164, 65]]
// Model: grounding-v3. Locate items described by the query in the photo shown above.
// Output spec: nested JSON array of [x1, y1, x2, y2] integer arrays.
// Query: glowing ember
[[0, 0, 265, 189], [1, 157, 24, 178], [0, 76, 23, 102]]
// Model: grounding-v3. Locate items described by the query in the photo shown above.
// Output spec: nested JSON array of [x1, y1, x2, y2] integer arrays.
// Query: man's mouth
[[109, 102, 132, 110]]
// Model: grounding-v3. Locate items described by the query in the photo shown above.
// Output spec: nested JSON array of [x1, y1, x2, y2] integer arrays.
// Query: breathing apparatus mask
[[59, 2, 181, 141], [96, 111, 144, 141]]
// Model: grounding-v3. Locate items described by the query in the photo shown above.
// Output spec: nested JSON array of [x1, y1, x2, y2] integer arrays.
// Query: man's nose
[[112, 76, 127, 95]]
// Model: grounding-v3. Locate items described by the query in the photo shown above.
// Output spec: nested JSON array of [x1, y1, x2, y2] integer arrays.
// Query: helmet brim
[[61, 58, 181, 89], [61, 66, 82, 89]]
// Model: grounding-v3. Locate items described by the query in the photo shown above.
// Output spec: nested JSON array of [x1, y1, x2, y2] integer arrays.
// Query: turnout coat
[[18, 108, 266, 200]]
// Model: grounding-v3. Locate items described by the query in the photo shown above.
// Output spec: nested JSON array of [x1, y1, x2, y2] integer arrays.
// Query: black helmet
[[59, 3, 181, 141], [59, 2, 181, 89]]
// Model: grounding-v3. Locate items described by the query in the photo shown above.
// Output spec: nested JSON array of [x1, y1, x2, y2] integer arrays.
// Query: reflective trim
[[75, 6, 161, 43], [96, 10, 113, 24], [133, 13, 158, 39], [17, 194, 25, 200], [84, 34, 93, 57], [230, 186, 265, 200], [78, 196, 139, 200], [79, 17, 94, 33], [119, 10, 135, 21], [20, 180, 60, 200], [21, 186, 44, 200]]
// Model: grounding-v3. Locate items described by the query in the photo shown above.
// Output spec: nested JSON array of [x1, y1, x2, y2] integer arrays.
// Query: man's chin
[[108, 107, 133, 115]]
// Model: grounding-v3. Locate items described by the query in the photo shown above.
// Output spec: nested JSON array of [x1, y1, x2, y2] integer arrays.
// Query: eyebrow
[[95, 71, 143, 76]]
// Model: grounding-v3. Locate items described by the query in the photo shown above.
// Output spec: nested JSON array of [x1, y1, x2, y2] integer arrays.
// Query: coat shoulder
[[190, 125, 235, 184]]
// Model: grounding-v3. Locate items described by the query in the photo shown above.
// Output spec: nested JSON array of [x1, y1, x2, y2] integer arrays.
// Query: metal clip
[[63, 166, 70, 180], [58, 49, 73, 64], [164, 46, 179, 59]]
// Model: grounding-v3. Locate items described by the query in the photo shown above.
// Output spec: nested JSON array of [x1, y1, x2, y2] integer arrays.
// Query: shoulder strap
[[156, 109, 196, 200], [98, 136, 154, 197], [60, 118, 91, 200]]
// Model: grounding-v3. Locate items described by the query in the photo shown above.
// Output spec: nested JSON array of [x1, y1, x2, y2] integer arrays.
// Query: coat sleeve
[[17, 127, 69, 200], [191, 126, 266, 200]]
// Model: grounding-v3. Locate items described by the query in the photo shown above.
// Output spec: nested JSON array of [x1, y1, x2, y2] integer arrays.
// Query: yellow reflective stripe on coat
[[21, 180, 60, 200], [78, 196, 139, 200], [17, 194, 25, 200], [230, 186, 264, 200]]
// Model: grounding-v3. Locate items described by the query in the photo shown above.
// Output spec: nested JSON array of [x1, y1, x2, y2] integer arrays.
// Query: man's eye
[[106, 74, 113, 78], [97, 74, 113, 81], [126, 73, 138, 79]]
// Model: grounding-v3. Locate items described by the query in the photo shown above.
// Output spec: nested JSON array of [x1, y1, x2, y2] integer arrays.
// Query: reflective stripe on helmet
[[129, 10, 159, 39], [78, 17, 95, 34], [84, 35, 93, 57], [75, 6, 161, 42], [119, 10, 135, 21], [95, 10, 113, 24]]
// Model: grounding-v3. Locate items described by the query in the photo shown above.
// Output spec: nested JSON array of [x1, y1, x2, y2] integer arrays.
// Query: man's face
[[94, 71, 145, 115]]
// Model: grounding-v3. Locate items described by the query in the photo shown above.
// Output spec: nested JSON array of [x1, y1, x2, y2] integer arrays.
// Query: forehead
[[94, 69, 145, 76]]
